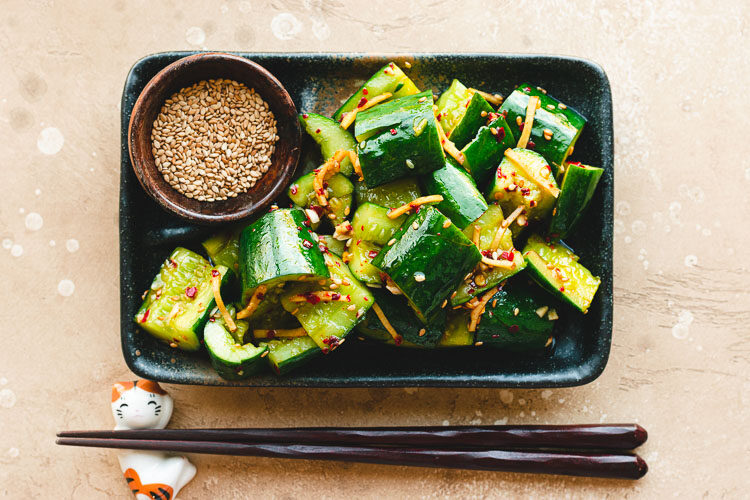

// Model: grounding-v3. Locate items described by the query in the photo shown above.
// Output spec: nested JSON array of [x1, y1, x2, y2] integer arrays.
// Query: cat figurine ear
[[111, 380, 196, 499]]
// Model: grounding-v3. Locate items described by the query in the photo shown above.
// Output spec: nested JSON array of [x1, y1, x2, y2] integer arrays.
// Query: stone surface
[[0, 1, 747, 498]]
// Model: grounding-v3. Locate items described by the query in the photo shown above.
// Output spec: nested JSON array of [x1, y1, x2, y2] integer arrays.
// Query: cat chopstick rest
[[111, 380, 196, 500]]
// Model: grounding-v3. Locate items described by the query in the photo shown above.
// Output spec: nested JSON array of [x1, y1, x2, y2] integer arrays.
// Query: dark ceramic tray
[[120, 52, 613, 387]]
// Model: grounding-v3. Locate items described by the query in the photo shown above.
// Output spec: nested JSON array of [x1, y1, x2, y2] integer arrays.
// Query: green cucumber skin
[[499, 84, 586, 175], [238, 209, 329, 302], [448, 92, 495, 149], [367, 289, 446, 347], [548, 163, 603, 238], [435, 79, 471, 136], [421, 159, 488, 230], [475, 280, 556, 352], [451, 205, 526, 306], [135, 248, 232, 352], [281, 253, 374, 352], [351, 202, 405, 246], [371, 206, 481, 323], [354, 177, 422, 209], [461, 115, 516, 186], [333, 62, 420, 122], [355, 91, 445, 188], [202, 227, 243, 272], [522, 234, 601, 313], [299, 113, 356, 176], [261, 336, 322, 375], [204, 322, 267, 380], [317, 235, 346, 257]]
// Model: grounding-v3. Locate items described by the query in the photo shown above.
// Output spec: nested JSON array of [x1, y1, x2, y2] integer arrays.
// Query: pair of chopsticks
[[57, 424, 648, 479]]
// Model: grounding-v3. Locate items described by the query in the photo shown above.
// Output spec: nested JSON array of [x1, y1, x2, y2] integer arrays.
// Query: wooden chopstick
[[57, 424, 647, 450], [56, 437, 647, 480]]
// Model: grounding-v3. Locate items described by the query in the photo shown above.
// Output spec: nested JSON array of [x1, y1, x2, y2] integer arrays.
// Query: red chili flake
[[302, 240, 313, 249], [315, 128, 321, 134], [209, 317, 215, 322], [211, 269, 220, 277], [303, 292, 321, 304], [501, 110, 508, 118], [302, 114, 309, 119], [389, 62, 395, 70], [500, 251, 513, 261], [530, 200, 537, 207], [523, 86, 531, 92], [302, 219, 311, 227], [257, 293, 265, 300], [267, 330, 276, 339], [569, 161, 582, 167], [487, 112, 499, 122], [394, 336, 403, 346], [140, 309, 150, 323], [185, 286, 197, 299], [518, 122, 524, 131], [559, 286, 565, 292], [521, 187, 531, 196], [527, 140, 535, 149], [508, 324, 519, 333], [331, 292, 341, 301], [464, 100, 470, 108], [363, 88, 369, 95], [368, 250, 379, 259], [481, 250, 492, 257], [169, 258, 178, 268], [357, 97, 368, 108], [362, 296, 368, 301], [390, 128, 397, 135], [436, 113, 442, 121], [492, 334, 499, 338], [311, 205, 324, 216], [494, 126, 506, 143]]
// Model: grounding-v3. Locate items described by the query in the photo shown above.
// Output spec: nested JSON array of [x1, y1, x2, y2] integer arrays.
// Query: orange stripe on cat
[[112, 380, 167, 402]]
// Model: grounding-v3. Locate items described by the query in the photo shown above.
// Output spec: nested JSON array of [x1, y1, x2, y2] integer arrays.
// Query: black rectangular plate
[[120, 52, 613, 387]]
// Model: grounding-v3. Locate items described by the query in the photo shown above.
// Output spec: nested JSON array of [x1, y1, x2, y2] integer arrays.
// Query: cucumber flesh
[[438, 309, 474, 347], [281, 253, 374, 352], [347, 240, 383, 285], [202, 227, 242, 272], [299, 113, 356, 176], [421, 159, 488, 230], [333, 62, 419, 122], [522, 234, 600, 313], [288, 172, 354, 228], [354, 177, 422, 209], [366, 289, 446, 348], [435, 79, 473, 136], [351, 202, 405, 246], [452, 205, 526, 306], [135, 247, 231, 351], [317, 235, 346, 257], [260, 336, 322, 375], [204, 322, 267, 380]]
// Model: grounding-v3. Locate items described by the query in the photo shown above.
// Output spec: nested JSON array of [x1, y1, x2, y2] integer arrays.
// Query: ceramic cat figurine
[[111, 380, 196, 500]]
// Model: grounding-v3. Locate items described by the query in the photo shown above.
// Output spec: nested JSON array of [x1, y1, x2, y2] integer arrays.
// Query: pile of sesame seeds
[[151, 78, 279, 202]]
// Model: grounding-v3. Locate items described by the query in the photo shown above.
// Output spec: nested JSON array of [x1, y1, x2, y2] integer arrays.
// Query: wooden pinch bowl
[[128, 52, 301, 224]]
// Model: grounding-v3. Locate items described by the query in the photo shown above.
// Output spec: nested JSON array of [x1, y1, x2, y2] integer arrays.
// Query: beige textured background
[[1, 1, 748, 498]]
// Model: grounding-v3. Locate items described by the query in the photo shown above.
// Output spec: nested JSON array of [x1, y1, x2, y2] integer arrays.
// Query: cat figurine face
[[111, 380, 174, 430]]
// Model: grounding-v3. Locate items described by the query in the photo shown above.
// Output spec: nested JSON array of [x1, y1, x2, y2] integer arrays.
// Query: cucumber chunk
[[421, 159, 488, 230], [499, 83, 587, 175], [317, 235, 346, 257], [204, 322, 267, 380], [461, 113, 516, 186], [288, 171, 354, 228], [260, 336, 322, 375], [438, 309, 474, 347], [333, 62, 420, 122], [486, 148, 559, 237], [202, 227, 242, 272], [371, 206, 481, 323], [522, 234, 600, 313], [281, 253, 374, 352], [351, 202, 405, 246], [435, 80, 495, 149], [347, 240, 383, 285], [366, 289, 446, 348], [475, 280, 556, 352], [299, 113, 356, 176], [355, 91, 445, 187], [238, 208, 329, 303], [452, 205, 526, 305], [548, 162, 603, 238], [354, 177, 422, 209], [135, 247, 231, 351]]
